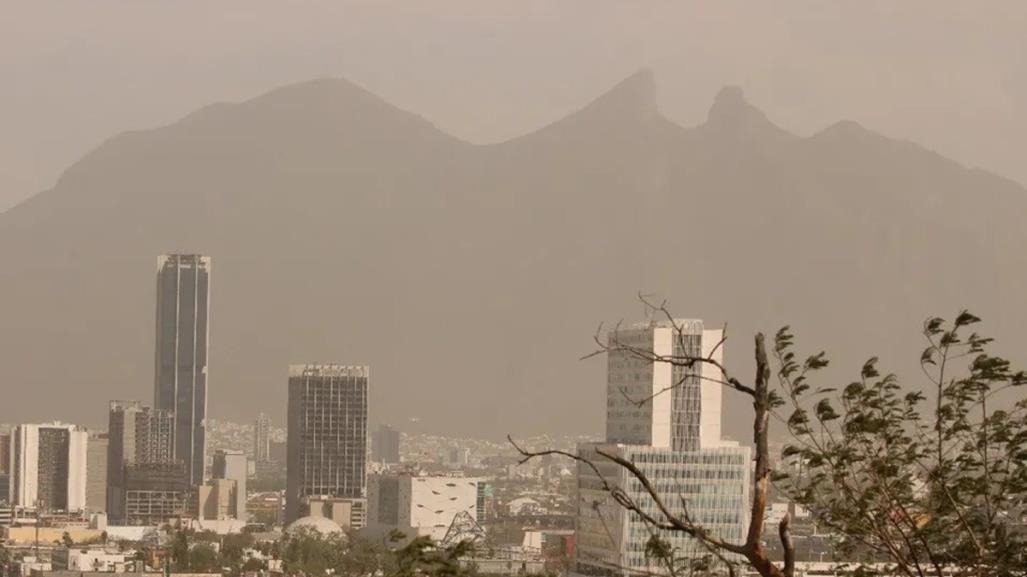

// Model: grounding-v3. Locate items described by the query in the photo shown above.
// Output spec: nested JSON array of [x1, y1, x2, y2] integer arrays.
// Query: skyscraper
[[154, 254, 211, 487], [9, 423, 89, 512], [576, 319, 751, 577], [286, 364, 369, 523], [253, 413, 271, 463]]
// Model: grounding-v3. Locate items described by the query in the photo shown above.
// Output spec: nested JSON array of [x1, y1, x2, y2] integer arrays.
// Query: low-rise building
[[367, 474, 487, 542], [304, 496, 366, 530], [52, 548, 132, 572]]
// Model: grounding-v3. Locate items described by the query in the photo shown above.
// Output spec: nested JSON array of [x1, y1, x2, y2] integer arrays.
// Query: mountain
[[2, 71, 1025, 440]]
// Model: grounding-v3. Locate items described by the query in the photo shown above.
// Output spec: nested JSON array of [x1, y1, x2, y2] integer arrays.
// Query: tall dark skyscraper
[[154, 254, 211, 487], [286, 364, 369, 523]]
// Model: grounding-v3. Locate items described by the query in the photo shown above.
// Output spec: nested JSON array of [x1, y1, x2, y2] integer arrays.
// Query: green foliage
[[155, 526, 491, 577], [392, 535, 477, 577], [166, 527, 237, 574], [774, 312, 1027, 577], [220, 532, 255, 569], [0, 541, 11, 577], [187, 544, 221, 573], [643, 534, 734, 577]]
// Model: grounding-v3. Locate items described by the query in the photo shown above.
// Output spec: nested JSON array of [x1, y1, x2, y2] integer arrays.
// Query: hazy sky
[[2, 1, 1025, 212]]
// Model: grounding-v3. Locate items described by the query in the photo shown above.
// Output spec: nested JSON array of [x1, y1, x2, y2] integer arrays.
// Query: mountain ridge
[[8, 71, 1022, 220], [1, 71, 1024, 440]]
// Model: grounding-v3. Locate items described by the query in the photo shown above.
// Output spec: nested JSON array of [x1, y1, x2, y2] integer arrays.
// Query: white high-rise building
[[605, 319, 726, 451], [576, 319, 751, 577], [8, 423, 89, 512]]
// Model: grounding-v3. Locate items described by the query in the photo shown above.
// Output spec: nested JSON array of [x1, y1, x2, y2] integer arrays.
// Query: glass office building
[[154, 254, 211, 487], [576, 319, 751, 577]]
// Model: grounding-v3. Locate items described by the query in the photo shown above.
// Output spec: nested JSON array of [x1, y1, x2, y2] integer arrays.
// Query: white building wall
[[408, 477, 480, 541], [11, 426, 39, 507], [699, 328, 725, 448], [66, 428, 89, 511], [649, 327, 674, 449], [368, 475, 482, 542], [67, 550, 129, 571]]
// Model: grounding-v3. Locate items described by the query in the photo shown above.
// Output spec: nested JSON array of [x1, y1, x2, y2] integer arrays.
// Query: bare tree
[[510, 295, 795, 577]]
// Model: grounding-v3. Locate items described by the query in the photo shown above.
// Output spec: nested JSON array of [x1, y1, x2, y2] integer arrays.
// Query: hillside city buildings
[[0, 252, 771, 577]]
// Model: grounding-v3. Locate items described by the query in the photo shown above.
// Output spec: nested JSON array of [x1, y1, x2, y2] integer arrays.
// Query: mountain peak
[[581, 68, 658, 117], [705, 85, 778, 137]]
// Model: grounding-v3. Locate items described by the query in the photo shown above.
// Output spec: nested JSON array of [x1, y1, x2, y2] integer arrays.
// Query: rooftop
[[289, 364, 369, 378]]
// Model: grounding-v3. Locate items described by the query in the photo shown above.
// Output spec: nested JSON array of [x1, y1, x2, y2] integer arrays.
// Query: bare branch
[[779, 513, 794, 577]]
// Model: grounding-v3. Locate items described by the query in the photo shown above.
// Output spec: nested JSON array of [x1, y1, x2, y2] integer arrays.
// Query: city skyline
[[0, 6, 1022, 576]]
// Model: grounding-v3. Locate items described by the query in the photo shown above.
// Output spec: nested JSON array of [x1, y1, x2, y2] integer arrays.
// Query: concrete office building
[[212, 450, 247, 521], [197, 478, 238, 521], [123, 462, 190, 525], [575, 319, 751, 577], [367, 474, 487, 542], [8, 423, 89, 512], [154, 254, 211, 487], [303, 496, 367, 530], [372, 424, 401, 464], [286, 364, 368, 523], [85, 433, 108, 513], [106, 401, 175, 521]]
